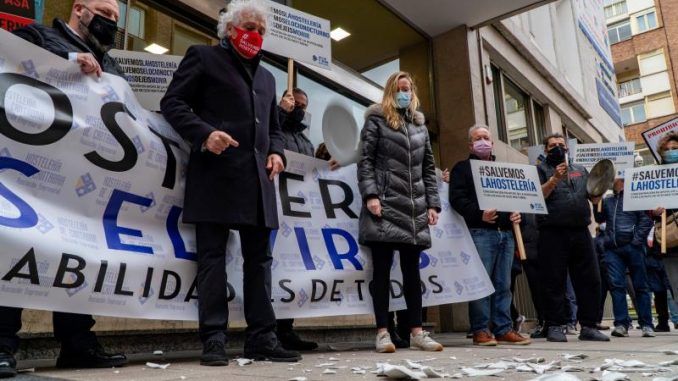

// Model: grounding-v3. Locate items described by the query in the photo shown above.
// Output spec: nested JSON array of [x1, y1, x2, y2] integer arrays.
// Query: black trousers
[[369, 243, 423, 330], [276, 318, 294, 333], [522, 256, 544, 323], [538, 227, 601, 328], [655, 290, 669, 325], [0, 308, 96, 353], [196, 222, 277, 351]]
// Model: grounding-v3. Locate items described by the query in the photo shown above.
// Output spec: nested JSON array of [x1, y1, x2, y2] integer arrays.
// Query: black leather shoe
[[0, 349, 17, 379], [56, 344, 128, 369], [579, 326, 610, 341], [655, 323, 671, 332], [530, 325, 547, 339], [388, 330, 410, 349], [200, 340, 228, 366], [546, 325, 567, 342], [278, 330, 318, 351], [244, 343, 301, 362]]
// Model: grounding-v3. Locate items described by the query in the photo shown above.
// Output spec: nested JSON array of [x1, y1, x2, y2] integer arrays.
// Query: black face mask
[[546, 146, 567, 165], [288, 106, 305, 123], [83, 13, 118, 52]]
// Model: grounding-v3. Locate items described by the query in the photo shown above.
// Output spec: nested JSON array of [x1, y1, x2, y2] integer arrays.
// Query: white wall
[[641, 71, 672, 95], [627, 0, 655, 14]]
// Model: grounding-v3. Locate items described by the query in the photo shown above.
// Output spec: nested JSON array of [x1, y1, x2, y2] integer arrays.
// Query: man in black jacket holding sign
[[449, 125, 529, 346], [0, 0, 127, 378], [536, 133, 608, 343]]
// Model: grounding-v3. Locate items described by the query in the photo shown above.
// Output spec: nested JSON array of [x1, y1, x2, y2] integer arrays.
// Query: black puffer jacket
[[13, 19, 124, 77], [357, 104, 441, 248]]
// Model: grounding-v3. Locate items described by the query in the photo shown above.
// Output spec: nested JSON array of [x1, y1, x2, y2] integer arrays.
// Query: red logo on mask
[[230, 26, 263, 59]]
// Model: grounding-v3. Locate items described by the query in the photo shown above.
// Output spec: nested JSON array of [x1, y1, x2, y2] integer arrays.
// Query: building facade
[[7, 0, 619, 337], [606, 0, 678, 164]]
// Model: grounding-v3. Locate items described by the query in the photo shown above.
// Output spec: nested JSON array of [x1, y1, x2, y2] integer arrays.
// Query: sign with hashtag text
[[470, 160, 548, 214]]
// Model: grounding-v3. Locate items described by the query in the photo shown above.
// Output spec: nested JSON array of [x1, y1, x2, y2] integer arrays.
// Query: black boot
[[244, 342, 301, 362], [0, 348, 17, 379], [56, 343, 128, 369], [655, 320, 671, 332], [200, 340, 228, 366], [546, 325, 567, 342], [388, 329, 410, 349], [277, 329, 318, 351], [579, 326, 610, 341]]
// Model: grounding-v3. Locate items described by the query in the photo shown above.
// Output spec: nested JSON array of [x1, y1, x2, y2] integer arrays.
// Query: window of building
[[127, 6, 145, 39], [646, 91, 675, 118], [636, 10, 658, 33], [604, 0, 627, 19], [608, 20, 632, 44], [639, 50, 667, 75], [621, 101, 646, 125], [618, 77, 642, 97], [492, 65, 545, 155]]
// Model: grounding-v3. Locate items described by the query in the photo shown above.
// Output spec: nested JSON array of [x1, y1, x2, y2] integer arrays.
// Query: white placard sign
[[572, 142, 635, 178], [263, 0, 332, 70], [0, 30, 493, 321], [641, 117, 678, 164], [108, 49, 183, 111], [470, 160, 548, 214], [623, 163, 678, 211]]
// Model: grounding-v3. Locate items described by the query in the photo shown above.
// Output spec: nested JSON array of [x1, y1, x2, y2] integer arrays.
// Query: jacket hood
[[365, 104, 425, 126]]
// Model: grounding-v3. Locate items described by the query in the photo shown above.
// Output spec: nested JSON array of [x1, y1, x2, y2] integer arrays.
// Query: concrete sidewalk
[[13, 330, 678, 381]]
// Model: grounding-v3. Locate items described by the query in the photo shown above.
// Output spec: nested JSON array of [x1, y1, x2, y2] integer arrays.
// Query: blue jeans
[[565, 273, 578, 325], [603, 244, 653, 329], [469, 228, 515, 336]]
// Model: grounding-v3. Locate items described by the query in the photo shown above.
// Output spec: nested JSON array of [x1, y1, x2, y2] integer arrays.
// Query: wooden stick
[[513, 222, 526, 261], [287, 58, 294, 93], [597, 199, 602, 213], [661, 210, 667, 255]]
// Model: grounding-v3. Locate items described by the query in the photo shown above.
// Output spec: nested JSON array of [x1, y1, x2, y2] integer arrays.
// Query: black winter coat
[[357, 105, 441, 248], [160, 42, 285, 229], [594, 191, 653, 249], [13, 19, 124, 77], [449, 155, 515, 230]]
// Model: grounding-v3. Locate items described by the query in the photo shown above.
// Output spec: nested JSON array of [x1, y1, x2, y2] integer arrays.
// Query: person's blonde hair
[[381, 71, 420, 130]]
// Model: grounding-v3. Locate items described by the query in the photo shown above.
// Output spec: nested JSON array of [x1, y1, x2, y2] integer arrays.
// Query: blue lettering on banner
[[418, 252, 430, 270], [166, 205, 196, 261], [321, 228, 362, 270], [294, 227, 316, 270], [480, 177, 537, 192], [631, 178, 678, 191], [103, 189, 154, 254], [0, 157, 39, 228]]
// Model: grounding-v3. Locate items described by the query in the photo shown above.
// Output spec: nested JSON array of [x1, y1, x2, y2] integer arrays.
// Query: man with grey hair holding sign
[[161, 0, 299, 366], [449, 125, 530, 346]]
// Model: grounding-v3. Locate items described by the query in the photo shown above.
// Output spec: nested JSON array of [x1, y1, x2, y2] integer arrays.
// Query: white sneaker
[[410, 330, 443, 352], [375, 331, 396, 353]]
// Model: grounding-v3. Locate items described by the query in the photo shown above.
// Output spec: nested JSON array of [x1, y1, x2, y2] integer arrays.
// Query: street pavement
[[12, 329, 678, 381]]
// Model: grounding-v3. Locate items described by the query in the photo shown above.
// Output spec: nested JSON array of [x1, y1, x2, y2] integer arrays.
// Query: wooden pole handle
[[661, 210, 667, 255], [597, 199, 602, 213], [287, 58, 294, 93], [513, 222, 526, 261]]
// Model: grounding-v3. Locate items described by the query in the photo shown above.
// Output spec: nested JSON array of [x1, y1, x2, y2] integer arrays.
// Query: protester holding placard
[[357, 71, 443, 353], [0, 1, 128, 377], [161, 0, 299, 365], [536, 133, 609, 343], [594, 179, 655, 338], [449, 125, 530, 346]]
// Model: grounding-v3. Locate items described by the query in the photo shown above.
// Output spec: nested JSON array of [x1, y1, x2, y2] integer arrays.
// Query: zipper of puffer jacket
[[404, 124, 416, 245], [613, 195, 619, 247]]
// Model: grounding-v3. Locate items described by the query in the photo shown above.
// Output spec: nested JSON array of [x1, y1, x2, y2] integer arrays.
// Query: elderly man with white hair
[[161, 0, 298, 365], [0, 1, 127, 377], [449, 125, 530, 346]]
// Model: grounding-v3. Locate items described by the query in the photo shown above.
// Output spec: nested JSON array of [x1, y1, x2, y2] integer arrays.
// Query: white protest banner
[[623, 163, 678, 211], [108, 49, 183, 111], [470, 160, 547, 214], [0, 30, 492, 321], [572, 142, 635, 178], [641, 117, 678, 164], [262, 0, 331, 70]]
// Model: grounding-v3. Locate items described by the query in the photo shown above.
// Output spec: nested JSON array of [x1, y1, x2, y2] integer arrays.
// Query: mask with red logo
[[230, 26, 263, 59]]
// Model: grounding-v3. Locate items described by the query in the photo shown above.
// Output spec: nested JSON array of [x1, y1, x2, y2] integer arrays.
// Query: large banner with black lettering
[[0, 30, 493, 321]]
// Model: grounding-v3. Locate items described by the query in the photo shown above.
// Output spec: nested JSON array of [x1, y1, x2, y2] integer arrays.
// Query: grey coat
[[357, 104, 441, 248]]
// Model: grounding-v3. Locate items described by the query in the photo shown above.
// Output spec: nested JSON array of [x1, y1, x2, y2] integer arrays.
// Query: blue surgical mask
[[396, 91, 411, 109], [663, 149, 678, 164]]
